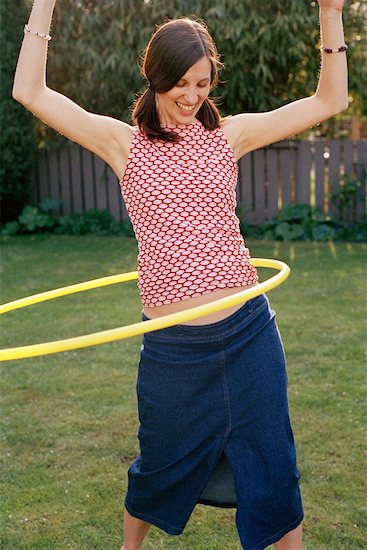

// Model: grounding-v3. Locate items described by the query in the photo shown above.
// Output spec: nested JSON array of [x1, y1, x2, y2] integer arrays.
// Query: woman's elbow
[[12, 88, 30, 107], [335, 98, 349, 114]]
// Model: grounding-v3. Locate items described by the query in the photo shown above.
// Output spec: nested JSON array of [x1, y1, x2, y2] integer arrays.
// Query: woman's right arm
[[12, 0, 132, 180]]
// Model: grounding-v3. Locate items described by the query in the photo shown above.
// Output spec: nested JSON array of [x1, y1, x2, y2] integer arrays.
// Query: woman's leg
[[121, 507, 151, 550], [274, 522, 302, 550]]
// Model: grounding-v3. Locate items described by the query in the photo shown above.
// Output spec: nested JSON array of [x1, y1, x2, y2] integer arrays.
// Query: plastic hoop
[[0, 258, 290, 362]]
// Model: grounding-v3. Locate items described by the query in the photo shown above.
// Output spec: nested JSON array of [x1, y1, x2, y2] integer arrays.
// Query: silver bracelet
[[24, 23, 52, 41], [319, 44, 348, 54]]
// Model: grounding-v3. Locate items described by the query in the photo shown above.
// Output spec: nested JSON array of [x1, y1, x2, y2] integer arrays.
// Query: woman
[[13, 1, 348, 548]]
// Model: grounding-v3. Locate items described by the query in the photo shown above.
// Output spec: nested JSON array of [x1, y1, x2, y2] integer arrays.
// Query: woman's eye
[[175, 82, 209, 88]]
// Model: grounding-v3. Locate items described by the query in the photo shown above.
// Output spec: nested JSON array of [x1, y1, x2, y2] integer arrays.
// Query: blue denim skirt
[[125, 294, 303, 550]]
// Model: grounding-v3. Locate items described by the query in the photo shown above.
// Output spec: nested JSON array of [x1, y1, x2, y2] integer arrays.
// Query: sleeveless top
[[119, 122, 258, 308]]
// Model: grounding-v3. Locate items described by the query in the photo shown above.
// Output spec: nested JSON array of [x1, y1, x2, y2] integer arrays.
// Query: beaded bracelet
[[320, 44, 348, 54], [24, 24, 52, 41]]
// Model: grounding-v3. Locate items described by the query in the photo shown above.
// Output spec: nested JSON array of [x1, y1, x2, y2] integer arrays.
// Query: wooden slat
[[31, 157, 40, 206], [94, 157, 108, 211], [266, 148, 278, 220], [279, 148, 291, 208], [356, 140, 367, 222], [328, 140, 341, 219], [82, 149, 94, 211], [343, 139, 354, 173], [48, 149, 60, 207], [239, 154, 256, 224], [70, 144, 83, 214], [343, 140, 355, 222], [36, 150, 49, 206], [254, 149, 265, 224], [295, 141, 311, 205], [314, 141, 325, 213], [59, 147, 71, 215]]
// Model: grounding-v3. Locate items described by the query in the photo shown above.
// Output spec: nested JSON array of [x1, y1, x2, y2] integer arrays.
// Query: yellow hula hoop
[[0, 258, 290, 362]]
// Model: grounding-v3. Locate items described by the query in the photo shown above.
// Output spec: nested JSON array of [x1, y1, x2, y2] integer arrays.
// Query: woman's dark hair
[[131, 18, 224, 141]]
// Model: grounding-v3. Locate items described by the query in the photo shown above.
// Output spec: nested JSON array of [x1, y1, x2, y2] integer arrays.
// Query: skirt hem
[[125, 500, 184, 536], [252, 511, 304, 550]]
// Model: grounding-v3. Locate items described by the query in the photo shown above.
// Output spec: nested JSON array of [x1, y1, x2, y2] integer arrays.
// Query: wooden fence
[[33, 139, 367, 224]]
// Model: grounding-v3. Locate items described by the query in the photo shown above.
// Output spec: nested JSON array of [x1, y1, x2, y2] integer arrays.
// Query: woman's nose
[[183, 90, 199, 104]]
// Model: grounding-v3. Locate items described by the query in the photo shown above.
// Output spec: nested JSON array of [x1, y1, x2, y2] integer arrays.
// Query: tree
[[1, 0, 36, 222], [32, 0, 367, 143]]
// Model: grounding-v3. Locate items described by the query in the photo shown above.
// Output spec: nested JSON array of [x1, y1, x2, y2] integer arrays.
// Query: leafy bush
[[330, 164, 367, 223], [55, 209, 115, 236], [244, 203, 366, 242], [334, 220, 367, 242], [2, 201, 364, 242], [38, 0, 366, 146], [55, 208, 134, 237], [259, 204, 331, 241], [0, 0, 36, 221], [1, 199, 60, 234], [1, 202, 134, 237]]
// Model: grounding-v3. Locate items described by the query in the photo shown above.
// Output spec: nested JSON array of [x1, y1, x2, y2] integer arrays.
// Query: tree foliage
[[32, 0, 366, 143], [1, 0, 36, 221]]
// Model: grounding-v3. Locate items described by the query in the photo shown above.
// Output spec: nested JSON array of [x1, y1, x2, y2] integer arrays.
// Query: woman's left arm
[[226, 0, 348, 159]]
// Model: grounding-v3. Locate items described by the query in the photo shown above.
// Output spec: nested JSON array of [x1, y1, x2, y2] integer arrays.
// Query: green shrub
[[334, 220, 367, 242], [55, 209, 134, 237], [2, 201, 364, 242], [1, 199, 59, 234], [330, 164, 367, 223], [1, 203, 135, 237], [241, 203, 366, 242], [258, 204, 332, 241], [55, 209, 114, 236], [0, 0, 36, 222]]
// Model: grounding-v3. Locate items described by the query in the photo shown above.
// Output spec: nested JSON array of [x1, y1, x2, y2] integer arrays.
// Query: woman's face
[[156, 56, 212, 125]]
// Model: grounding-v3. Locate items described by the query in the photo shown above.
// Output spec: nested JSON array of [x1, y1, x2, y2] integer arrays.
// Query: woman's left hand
[[317, 0, 345, 11]]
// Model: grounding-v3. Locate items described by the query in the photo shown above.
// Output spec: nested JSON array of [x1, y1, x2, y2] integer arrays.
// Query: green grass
[[0, 235, 366, 550]]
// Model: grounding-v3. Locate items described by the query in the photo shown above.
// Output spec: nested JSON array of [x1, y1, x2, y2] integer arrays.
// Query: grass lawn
[[0, 235, 366, 550]]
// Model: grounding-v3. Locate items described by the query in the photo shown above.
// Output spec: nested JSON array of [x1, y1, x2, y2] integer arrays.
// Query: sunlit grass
[[1, 235, 366, 549]]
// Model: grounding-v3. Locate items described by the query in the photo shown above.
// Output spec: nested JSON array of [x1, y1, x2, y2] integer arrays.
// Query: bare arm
[[12, 0, 131, 180], [224, 0, 348, 160]]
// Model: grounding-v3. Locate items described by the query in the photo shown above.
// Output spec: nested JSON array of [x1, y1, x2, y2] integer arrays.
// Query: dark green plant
[[1, 203, 135, 237], [0, 0, 36, 221], [239, 201, 366, 242], [334, 219, 367, 242], [330, 164, 367, 222], [2, 200, 364, 242], [238, 203, 364, 242], [56, 208, 113, 235], [259, 204, 332, 241], [55, 208, 134, 236], [18, 205, 57, 232], [1, 199, 60, 234]]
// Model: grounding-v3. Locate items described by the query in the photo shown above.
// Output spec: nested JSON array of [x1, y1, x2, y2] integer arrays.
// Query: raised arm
[[224, 0, 349, 160], [12, 0, 132, 180]]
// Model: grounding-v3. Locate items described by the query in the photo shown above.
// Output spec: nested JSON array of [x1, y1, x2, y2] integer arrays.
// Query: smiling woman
[[157, 59, 211, 122], [12, 1, 349, 549], [132, 18, 223, 141]]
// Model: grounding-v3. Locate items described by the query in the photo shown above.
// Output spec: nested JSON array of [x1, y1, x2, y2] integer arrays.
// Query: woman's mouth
[[176, 101, 196, 115]]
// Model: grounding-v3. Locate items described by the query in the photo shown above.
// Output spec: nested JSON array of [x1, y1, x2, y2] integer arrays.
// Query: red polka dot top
[[119, 122, 258, 307]]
